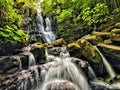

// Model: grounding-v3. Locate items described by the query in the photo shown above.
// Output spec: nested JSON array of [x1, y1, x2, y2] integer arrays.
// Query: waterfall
[[36, 14, 56, 43], [36, 1, 56, 43], [17, 50, 40, 90], [41, 46, 92, 90], [94, 46, 116, 81], [88, 65, 97, 80], [12, 55, 22, 70]]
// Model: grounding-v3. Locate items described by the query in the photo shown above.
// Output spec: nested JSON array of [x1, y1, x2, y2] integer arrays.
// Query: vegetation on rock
[[0, 0, 37, 45]]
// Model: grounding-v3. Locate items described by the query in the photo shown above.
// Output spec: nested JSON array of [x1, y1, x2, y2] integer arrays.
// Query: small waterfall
[[36, 1, 56, 43], [94, 46, 116, 81], [88, 65, 97, 80], [12, 55, 22, 70], [36, 14, 56, 43], [28, 53, 36, 67], [60, 46, 70, 58], [17, 70, 32, 90], [17, 48, 40, 90], [41, 46, 92, 90]]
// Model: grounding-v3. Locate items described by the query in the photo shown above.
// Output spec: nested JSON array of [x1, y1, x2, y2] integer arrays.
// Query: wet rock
[[51, 38, 67, 46], [97, 43, 120, 60], [0, 43, 23, 56], [115, 22, 120, 28], [67, 43, 81, 58], [81, 34, 103, 45], [42, 80, 77, 90], [0, 56, 19, 75], [104, 39, 112, 45], [110, 29, 120, 42], [30, 43, 46, 64], [97, 43, 120, 73], [92, 31, 110, 40], [76, 39, 102, 63]]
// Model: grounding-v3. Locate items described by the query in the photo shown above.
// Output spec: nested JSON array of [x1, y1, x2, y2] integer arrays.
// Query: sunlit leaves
[[81, 3, 113, 25], [57, 9, 73, 23], [0, 25, 28, 44]]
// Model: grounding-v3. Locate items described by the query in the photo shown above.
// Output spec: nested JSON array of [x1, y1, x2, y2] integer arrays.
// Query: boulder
[[30, 42, 46, 64], [104, 39, 112, 45], [97, 43, 120, 73], [115, 22, 120, 28], [0, 56, 20, 75], [42, 80, 77, 90], [97, 43, 120, 60], [51, 38, 67, 46], [67, 43, 81, 58], [92, 31, 110, 40], [110, 29, 120, 42], [76, 39, 102, 63], [81, 34, 103, 45]]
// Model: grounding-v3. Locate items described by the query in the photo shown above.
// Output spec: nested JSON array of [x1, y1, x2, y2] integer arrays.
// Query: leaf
[[1, 32, 10, 37], [13, 35, 20, 41]]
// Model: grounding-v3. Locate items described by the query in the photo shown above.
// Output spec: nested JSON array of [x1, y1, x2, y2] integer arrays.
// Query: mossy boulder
[[76, 39, 102, 63], [110, 29, 120, 42], [51, 38, 67, 46], [92, 31, 111, 40], [97, 43, 120, 60], [30, 43, 46, 64], [67, 43, 81, 58], [81, 34, 103, 45], [115, 22, 120, 28], [104, 39, 112, 45], [97, 43, 120, 73]]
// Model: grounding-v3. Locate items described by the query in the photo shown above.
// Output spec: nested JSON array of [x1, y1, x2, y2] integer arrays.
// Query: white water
[[36, 14, 56, 43], [88, 65, 97, 80], [17, 50, 40, 90], [35, 1, 56, 43], [41, 47, 92, 90], [12, 55, 22, 70], [94, 46, 116, 80]]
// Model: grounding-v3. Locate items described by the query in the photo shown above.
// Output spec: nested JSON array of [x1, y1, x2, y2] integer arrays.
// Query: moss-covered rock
[[51, 38, 67, 46], [67, 43, 81, 58], [76, 39, 102, 63], [92, 31, 111, 40], [97, 43, 120, 73], [110, 29, 120, 42], [104, 39, 112, 45], [97, 43, 120, 60], [30, 43, 46, 64], [81, 34, 103, 45], [115, 22, 120, 28]]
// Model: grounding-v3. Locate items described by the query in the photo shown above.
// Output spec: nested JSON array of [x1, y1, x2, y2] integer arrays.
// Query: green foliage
[[19, 0, 37, 9], [112, 8, 120, 21], [57, 9, 73, 23], [40, 0, 53, 15], [0, 0, 36, 44], [81, 3, 113, 25], [0, 25, 28, 44]]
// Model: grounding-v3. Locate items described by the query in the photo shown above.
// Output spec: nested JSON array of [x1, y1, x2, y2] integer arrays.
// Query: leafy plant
[[0, 25, 28, 44], [57, 9, 73, 23], [81, 3, 113, 26]]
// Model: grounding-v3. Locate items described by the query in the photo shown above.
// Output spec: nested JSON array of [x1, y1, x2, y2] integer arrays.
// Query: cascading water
[[89, 46, 120, 90], [12, 55, 22, 70], [94, 46, 116, 81], [41, 46, 92, 90], [36, 1, 56, 43], [17, 47, 40, 90], [88, 65, 97, 80]]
